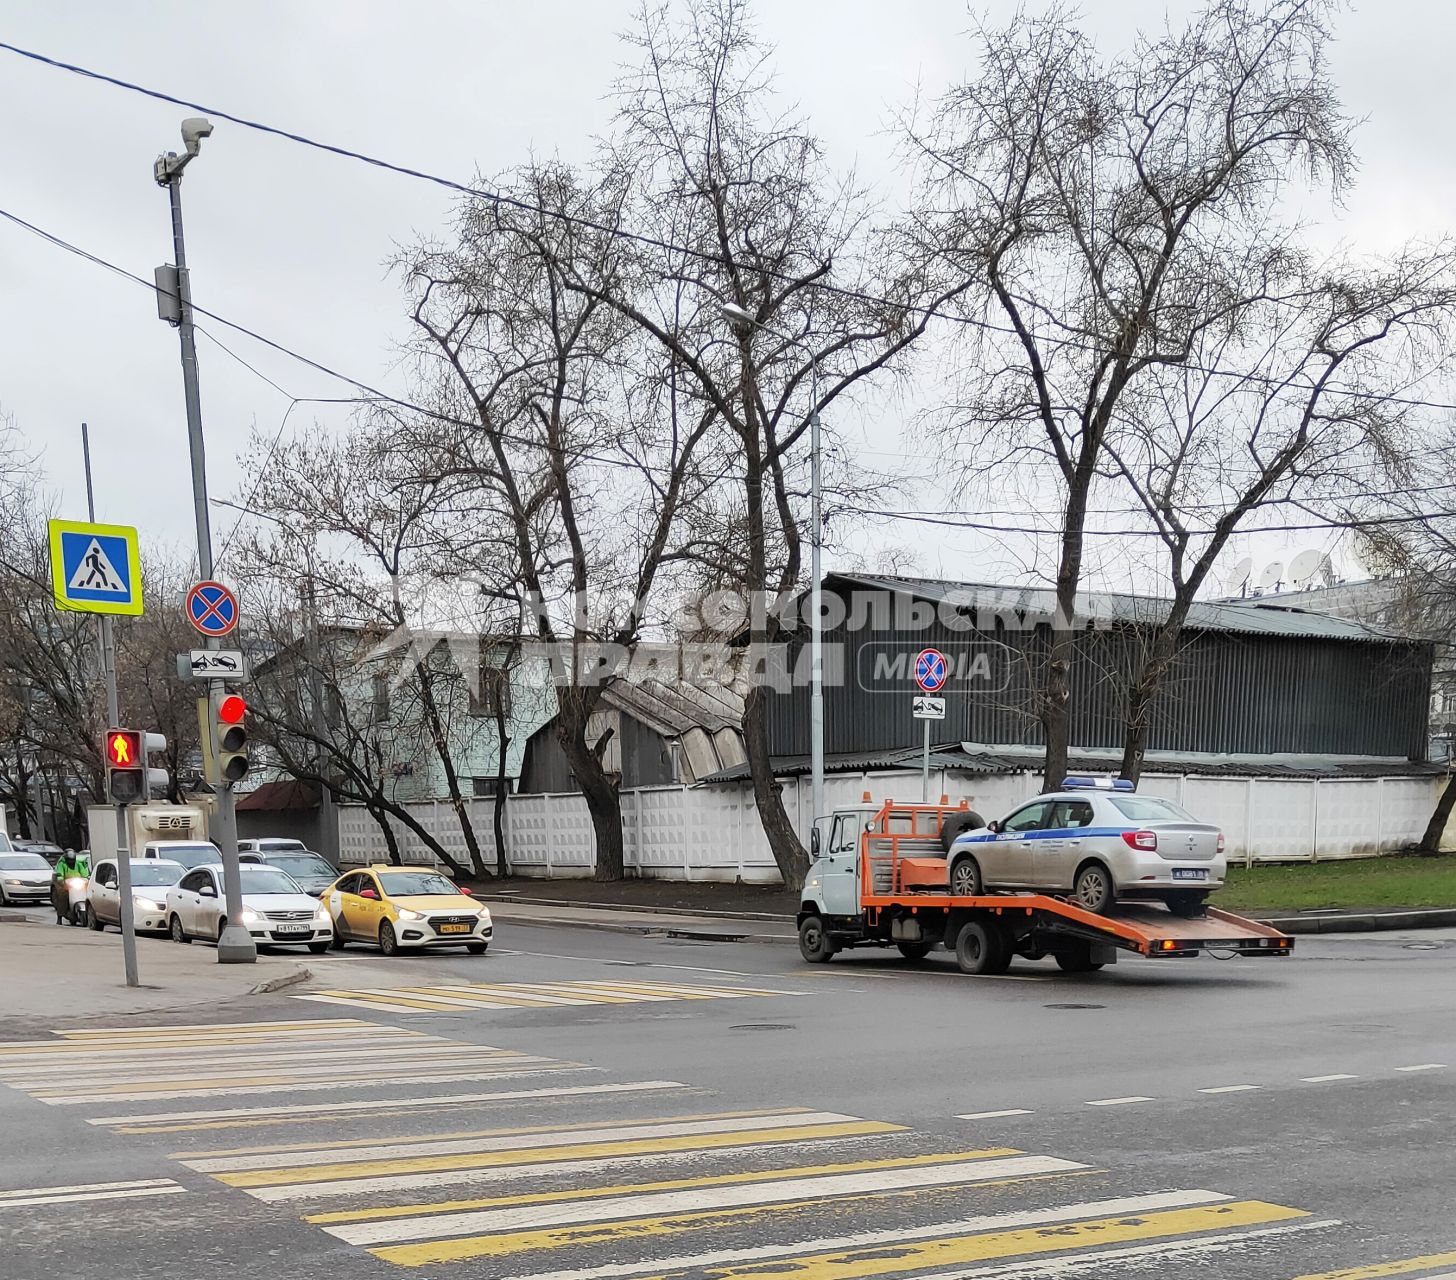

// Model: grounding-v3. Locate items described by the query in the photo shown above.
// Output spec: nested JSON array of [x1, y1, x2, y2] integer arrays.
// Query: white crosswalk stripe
[[291, 978, 802, 1014], [0, 1178, 188, 1209]]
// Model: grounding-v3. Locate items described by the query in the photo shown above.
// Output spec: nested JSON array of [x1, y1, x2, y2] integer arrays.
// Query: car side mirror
[[810, 828, 821, 856], [199, 885, 217, 898], [360, 888, 378, 900], [987, 820, 1000, 834], [458, 886, 474, 896]]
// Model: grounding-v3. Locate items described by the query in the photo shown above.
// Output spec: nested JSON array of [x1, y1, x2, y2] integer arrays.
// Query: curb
[[488, 895, 793, 924], [1258, 908, 1456, 935], [249, 967, 314, 996], [488, 909, 794, 945]]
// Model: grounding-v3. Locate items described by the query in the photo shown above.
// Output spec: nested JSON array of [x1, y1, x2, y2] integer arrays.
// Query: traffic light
[[216, 694, 250, 783], [106, 728, 144, 803], [105, 728, 171, 804]]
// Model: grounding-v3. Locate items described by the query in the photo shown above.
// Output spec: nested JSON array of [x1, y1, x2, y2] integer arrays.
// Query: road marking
[[1301, 1074, 1360, 1083], [1394, 1063, 1446, 1072], [292, 978, 800, 1015], [90, 1081, 691, 1134], [1085, 1095, 1155, 1106], [304, 1148, 1029, 1226], [330, 1153, 1077, 1248], [0, 1178, 186, 1208], [0, 1042, 479, 1077], [197, 1115, 900, 1184], [184, 1108, 822, 1161], [242, 1129, 899, 1203], [1289, 1250, 1456, 1279], [957, 1109, 1034, 1119], [55, 1018, 374, 1037], [369, 1189, 1246, 1270], [1199, 1084, 1262, 1094]]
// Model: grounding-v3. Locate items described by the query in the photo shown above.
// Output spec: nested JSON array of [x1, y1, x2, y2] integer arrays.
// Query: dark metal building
[[764, 575, 1434, 764]]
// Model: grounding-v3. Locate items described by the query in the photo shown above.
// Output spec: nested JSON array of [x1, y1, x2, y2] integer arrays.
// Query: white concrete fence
[[337, 768, 1440, 881]]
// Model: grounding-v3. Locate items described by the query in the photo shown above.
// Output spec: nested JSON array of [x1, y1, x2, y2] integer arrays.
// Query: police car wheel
[[1074, 863, 1115, 915], [949, 857, 983, 897]]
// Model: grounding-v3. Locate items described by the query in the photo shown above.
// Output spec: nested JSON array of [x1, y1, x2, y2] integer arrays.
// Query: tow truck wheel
[[953, 920, 1006, 976], [1055, 944, 1105, 974], [948, 856, 983, 898], [896, 939, 935, 961], [798, 916, 837, 964]]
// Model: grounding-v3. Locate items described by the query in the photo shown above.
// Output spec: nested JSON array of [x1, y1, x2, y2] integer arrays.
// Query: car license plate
[[439, 922, 471, 934], [1172, 869, 1209, 882], [273, 922, 311, 934]]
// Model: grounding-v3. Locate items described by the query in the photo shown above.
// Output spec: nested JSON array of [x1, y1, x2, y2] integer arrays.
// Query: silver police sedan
[[945, 778, 1225, 917]]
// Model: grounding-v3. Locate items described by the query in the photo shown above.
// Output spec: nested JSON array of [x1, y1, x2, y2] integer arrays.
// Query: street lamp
[[720, 301, 826, 836], [154, 118, 255, 964]]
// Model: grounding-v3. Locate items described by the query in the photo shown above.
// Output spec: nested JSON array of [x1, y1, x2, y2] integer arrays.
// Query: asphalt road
[[2, 920, 1453, 1280]]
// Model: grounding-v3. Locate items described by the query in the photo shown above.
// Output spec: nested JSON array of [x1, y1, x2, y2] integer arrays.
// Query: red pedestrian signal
[[107, 730, 139, 767], [105, 728, 144, 803]]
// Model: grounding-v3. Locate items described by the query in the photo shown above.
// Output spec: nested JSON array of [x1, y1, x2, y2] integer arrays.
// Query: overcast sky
[[1, 0, 1452, 595]]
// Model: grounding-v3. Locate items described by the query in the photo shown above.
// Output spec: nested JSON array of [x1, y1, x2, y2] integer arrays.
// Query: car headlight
[[314, 907, 331, 925], [239, 908, 260, 925], [477, 907, 491, 925], [3, 879, 23, 887], [135, 897, 164, 913], [396, 908, 425, 921]]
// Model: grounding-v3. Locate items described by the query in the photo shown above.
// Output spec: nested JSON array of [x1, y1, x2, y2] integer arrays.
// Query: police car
[[945, 777, 1225, 917]]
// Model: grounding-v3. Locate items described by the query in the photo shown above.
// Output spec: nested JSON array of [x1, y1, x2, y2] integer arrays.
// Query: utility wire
[[4, 38, 1456, 416]]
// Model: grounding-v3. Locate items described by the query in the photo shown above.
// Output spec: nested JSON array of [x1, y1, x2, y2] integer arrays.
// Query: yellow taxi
[[323, 866, 493, 956]]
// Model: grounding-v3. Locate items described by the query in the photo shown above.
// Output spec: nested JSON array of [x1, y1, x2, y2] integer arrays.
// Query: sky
[[0, 0, 1452, 598]]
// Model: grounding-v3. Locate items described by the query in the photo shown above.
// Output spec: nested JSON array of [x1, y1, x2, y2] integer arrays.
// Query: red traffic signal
[[107, 730, 141, 768], [219, 694, 247, 724]]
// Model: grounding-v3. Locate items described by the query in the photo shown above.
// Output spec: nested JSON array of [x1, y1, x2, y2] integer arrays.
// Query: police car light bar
[[1062, 776, 1136, 792]]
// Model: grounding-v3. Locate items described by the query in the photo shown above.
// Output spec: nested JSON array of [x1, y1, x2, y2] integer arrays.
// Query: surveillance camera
[[181, 117, 214, 156]]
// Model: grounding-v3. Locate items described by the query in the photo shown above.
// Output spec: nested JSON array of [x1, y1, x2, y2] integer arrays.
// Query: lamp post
[[155, 118, 255, 963], [720, 302, 825, 833]]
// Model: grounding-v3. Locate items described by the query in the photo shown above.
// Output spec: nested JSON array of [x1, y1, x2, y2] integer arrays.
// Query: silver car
[[946, 780, 1225, 917], [0, 850, 55, 907]]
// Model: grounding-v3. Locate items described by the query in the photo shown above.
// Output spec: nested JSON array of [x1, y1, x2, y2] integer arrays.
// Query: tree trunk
[[371, 803, 403, 865], [493, 702, 511, 879], [13, 750, 32, 839], [743, 685, 810, 890], [556, 691, 625, 882], [1419, 771, 1456, 853], [415, 660, 488, 877]]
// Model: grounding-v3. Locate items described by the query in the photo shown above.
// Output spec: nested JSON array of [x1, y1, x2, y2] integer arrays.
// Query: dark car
[[250, 849, 339, 897]]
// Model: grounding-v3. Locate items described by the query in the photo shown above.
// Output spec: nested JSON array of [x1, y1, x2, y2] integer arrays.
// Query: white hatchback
[[166, 863, 333, 953]]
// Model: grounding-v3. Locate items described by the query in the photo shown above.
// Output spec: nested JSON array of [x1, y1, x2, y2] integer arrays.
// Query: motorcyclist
[[51, 848, 90, 925]]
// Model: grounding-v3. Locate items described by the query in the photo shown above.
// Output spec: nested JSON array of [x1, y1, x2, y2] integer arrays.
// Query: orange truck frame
[[797, 799, 1293, 975]]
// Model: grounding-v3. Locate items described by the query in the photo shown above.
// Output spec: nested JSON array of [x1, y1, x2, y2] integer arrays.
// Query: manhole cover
[[731, 1023, 795, 1032], [1043, 1003, 1105, 1010]]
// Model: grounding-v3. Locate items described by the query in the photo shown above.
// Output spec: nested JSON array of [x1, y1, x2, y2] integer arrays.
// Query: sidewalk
[[0, 914, 313, 1022]]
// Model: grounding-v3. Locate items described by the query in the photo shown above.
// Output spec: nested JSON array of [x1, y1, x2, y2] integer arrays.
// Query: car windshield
[[128, 863, 183, 887], [157, 845, 222, 869], [0, 833, 11, 852], [0, 853, 49, 871], [240, 868, 305, 895], [378, 872, 460, 898], [268, 853, 333, 877], [1110, 796, 1197, 823]]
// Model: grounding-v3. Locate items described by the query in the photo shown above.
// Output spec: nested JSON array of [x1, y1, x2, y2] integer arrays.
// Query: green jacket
[[54, 853, 89, 880]]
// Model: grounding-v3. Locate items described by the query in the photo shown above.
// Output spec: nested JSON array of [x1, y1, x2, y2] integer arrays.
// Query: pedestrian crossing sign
[[48, 519, 143, 616]]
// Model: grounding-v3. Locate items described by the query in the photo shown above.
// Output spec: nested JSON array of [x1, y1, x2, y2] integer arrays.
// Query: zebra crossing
[[290, 977, 802, 1014], [0, 1016, 1341, 1278]]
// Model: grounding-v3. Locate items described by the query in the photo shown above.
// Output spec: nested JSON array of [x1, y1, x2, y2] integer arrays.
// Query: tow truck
[[798, 796, 1293, 975]]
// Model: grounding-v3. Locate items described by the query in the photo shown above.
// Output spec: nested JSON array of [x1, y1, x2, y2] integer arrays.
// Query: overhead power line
[[4, 38, 1456, 417]]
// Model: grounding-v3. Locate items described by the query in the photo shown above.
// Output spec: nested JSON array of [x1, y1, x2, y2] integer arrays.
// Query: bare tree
[[399, 162, 721, 881], [563, 0, 968, 887], [910, 0, 1359, 788], [1106, 247, 1456, 779]]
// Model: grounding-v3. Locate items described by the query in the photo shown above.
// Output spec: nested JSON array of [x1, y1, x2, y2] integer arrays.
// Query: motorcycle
[[51, 876, 90, 927]]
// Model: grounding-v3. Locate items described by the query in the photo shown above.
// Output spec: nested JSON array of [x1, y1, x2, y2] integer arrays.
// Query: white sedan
[[165, 863, 334, 953], [88, 859, 185, 934]]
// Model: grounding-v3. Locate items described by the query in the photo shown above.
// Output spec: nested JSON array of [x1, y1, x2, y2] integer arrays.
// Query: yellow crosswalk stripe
[[184, 1108, 816, 1160], [212, 1120, 903, 1188], [1291, 1253, 1456, 1280], [304, 1147, 1025, 1226], [291, 978, 799, 1014]]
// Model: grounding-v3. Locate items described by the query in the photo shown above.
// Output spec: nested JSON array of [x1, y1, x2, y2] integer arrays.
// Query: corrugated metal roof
[[829, 574, 1416, 643], [698, 742, 1442, 785], [604, 675, 744, 736]]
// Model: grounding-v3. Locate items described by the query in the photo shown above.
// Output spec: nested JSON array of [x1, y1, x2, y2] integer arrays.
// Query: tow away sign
[[913, 695, 946, 720]]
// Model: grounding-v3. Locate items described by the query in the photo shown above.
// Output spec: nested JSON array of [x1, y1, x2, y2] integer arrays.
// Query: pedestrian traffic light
[[105, 728, 144, 803], [216, 694, 250, 783]]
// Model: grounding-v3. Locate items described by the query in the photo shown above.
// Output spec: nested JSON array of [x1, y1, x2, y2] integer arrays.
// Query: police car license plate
[[1172, 869, 1208, 882], [439, 923, 470, 934], [274, 923, 310, 934]]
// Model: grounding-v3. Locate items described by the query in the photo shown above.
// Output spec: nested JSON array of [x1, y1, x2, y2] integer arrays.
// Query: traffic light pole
[[83, 423, 140, 987], [157, 131, 254, 964]]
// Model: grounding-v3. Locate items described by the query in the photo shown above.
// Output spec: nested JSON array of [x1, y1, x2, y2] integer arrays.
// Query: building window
[[469, 669, 513, 719], [471, 777, 514, 798], [371, 673, 391, 723]]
